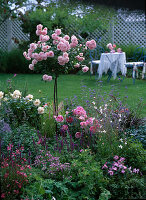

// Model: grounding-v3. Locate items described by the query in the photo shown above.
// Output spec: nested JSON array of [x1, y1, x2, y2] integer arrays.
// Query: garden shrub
[[0, 90, 45, 128]]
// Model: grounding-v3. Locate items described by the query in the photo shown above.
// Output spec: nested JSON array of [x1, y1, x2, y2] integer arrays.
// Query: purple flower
[[114, 155, 119, 160], [108, 170, 114, 176]]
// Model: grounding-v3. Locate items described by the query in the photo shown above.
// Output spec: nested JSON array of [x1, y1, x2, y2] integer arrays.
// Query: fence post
[[7, 19, 12, 51]]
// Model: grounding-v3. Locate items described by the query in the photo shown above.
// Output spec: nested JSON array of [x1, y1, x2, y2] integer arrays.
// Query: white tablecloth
[[97, 52, 127, 79]]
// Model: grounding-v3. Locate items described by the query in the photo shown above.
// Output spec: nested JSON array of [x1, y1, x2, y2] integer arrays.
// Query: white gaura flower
[[33, 99, 41, 107], [0, 91, 4, 99], [118, 145, 123, 149], [38, 106, 44, 114]]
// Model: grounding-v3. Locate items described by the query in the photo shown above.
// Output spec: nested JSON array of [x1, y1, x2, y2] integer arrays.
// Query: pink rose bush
[[23, 24, 97, 80], [54, 105, 102, 148]]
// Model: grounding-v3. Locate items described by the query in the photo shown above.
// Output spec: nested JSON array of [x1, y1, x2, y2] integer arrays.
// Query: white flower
[[119, 138, 123, 142], [0, 91, 4, 99], [25, 94, 33, 101], [38, 106, 44, 114], [92, 101, 95, 105], [33, 99, 41, 107], [118, 145, 123, 149], [11, 90, 21, 99], [94, 106, 97, 110]]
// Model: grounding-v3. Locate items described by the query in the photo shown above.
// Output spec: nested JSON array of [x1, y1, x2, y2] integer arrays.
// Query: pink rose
[[80, 121, 88, 128], [107, 43, 113, 49], [117, 48, 122, 53], [41, 27, 47, 35], [32, 59, 38, 65], [82, 66, 89, 73], [55, 115, 64, 122], [55, 29, 61, 35], [42, 74, 52, 82], [37, 24, 43, 30], [29, 64, 34, 70], [86, 40, 96, 50], [47, 51, 54, 57], [74, 63, 80, 68], [64, 35, 70, 40], [62, 125, 68, 130], [30, 43, 37, 50], [52, 33, 59, 40], [75, 132, 81, 138]]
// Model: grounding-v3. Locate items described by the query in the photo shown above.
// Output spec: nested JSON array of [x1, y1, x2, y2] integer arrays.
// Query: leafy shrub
[[0, 48, 30, 73]]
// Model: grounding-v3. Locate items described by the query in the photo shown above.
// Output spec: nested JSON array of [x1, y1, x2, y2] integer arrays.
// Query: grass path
[[0, 73, 146, 117]]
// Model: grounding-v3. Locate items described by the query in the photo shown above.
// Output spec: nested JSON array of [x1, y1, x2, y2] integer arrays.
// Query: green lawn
[[0, 73, 146, 117]]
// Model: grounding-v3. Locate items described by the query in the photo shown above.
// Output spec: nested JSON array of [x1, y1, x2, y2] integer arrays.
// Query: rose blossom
[[29, 64, 34, 70], [75, 132, 81, 138], [62, 125, 68, 130], [82, 66, 89, 73], [38, 107, 44, 114], [42, 74, 52, 82], [86, 40, 96, 50], [74, 63, 80, 68], [33, 99, 41, 106], [55, 115, 64, 122], [46, 51, 54, 57], [117, 48, 122, 53], [64, 35, 70, 40], [55, 29, 61, 35]]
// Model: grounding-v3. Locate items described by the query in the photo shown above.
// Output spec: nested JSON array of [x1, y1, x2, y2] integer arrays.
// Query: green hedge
[[0, 48, 30, 73]]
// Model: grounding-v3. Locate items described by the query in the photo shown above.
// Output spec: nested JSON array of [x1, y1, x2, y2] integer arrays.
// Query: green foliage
[[20, 2, 115, 47], [0, 48, 29, 73], [40, 102, 56, 137]]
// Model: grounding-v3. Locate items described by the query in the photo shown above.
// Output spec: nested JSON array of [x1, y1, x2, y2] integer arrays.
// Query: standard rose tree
[[23, 24, 97, 114]]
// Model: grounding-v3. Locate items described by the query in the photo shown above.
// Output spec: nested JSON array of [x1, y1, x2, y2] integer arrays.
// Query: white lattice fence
[[114, 11, 145, 46], [0, 10, 145, 52], [0, 19, 29, 51]]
